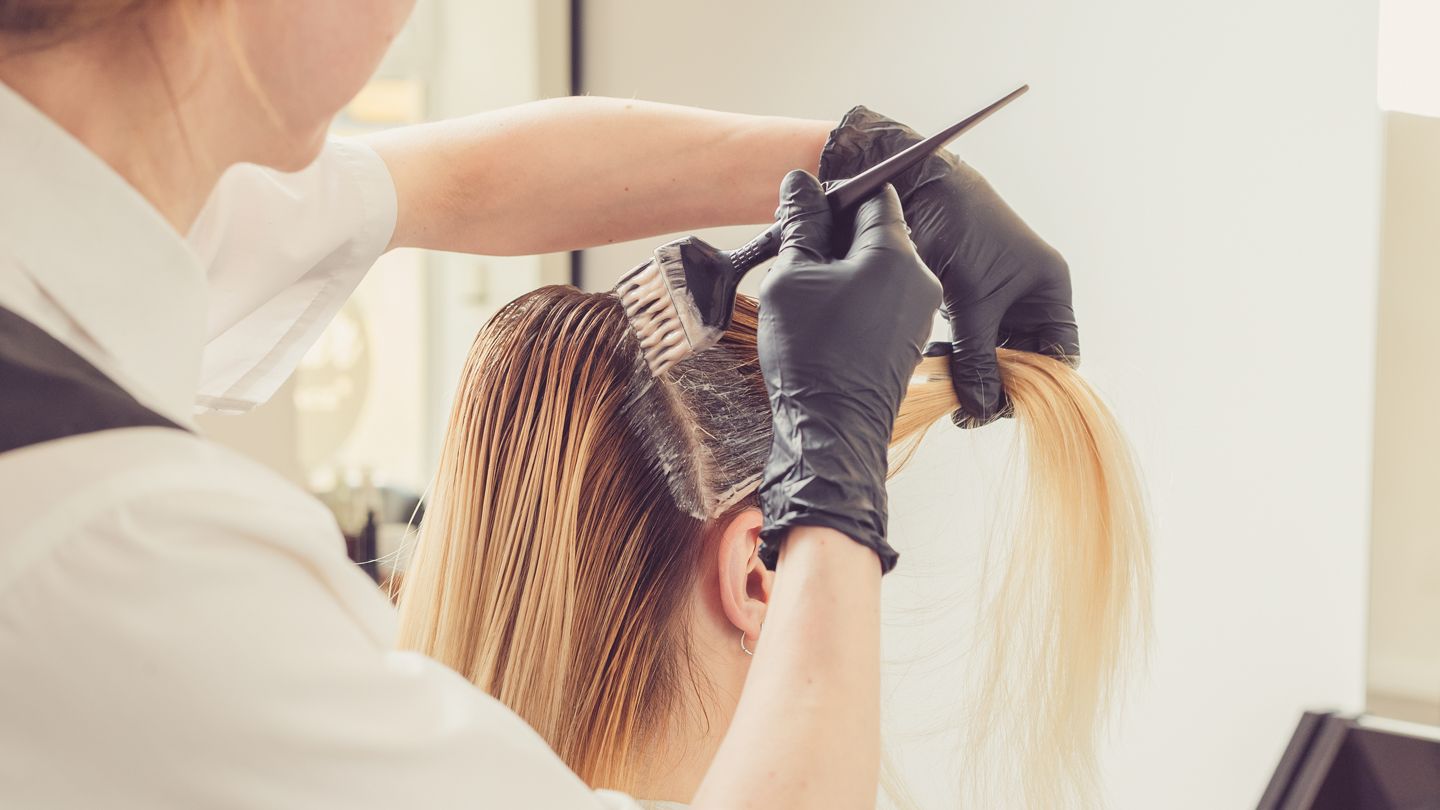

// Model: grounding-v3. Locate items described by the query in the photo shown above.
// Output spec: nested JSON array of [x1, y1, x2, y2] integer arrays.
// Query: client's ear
[[715, 507, 773, 648]]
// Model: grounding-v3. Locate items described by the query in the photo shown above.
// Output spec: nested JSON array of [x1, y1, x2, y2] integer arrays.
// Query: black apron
[[0, 306, 186, 455]]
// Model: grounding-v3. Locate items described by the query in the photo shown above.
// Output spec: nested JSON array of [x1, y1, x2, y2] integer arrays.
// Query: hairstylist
[[0, 2, 1072, 808]]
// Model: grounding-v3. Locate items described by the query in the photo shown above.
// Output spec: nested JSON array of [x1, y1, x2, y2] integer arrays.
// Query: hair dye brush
[[615, 84, 1029, 377]]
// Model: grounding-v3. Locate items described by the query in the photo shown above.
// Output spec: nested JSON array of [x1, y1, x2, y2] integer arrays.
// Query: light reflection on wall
[[294, 301, 371, 486]]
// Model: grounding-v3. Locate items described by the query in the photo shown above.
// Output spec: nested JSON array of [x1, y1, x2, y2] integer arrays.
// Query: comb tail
[[827, 84, 1028, 210]]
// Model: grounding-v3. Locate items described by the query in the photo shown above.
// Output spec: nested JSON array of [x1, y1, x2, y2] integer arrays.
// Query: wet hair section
[[398, 284, 717, 786], [626, 294, 770, 519], [478, 286, 767, 522]]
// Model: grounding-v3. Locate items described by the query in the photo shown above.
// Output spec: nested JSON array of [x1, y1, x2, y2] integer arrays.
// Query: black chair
[[1258, 711, 1440, 809]]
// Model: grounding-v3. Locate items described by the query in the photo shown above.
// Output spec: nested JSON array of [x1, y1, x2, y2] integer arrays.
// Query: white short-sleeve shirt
[[191, 136, 401, 414], [0, 78, 640, 810]]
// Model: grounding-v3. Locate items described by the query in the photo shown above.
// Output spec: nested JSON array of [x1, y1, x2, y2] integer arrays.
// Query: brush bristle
[[615, 258, 695, 376]]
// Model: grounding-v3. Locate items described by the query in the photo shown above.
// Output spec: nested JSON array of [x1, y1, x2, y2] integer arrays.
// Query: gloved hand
[[756, 170, 941, 573], [819, 106, 1078, 427]]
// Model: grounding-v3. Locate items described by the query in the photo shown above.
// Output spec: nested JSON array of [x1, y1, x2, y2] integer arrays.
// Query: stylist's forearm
[[365, 97, 831, 254], [691, 527, 882, 810]]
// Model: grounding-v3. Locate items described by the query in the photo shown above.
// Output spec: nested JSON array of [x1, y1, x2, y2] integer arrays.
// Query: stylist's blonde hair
[[398, 288, 1150, 807], [0, 0, 278, 130]]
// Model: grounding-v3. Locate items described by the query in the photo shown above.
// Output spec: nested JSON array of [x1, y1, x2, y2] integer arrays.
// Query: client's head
[[397, 285, 781, 793], [398, 284, 1150, 808]]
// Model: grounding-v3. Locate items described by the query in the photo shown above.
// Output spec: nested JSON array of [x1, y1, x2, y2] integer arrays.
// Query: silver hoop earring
[[739, 630, 754, 656]]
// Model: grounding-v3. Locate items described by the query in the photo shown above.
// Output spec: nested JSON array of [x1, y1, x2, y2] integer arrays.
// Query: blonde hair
[[398, 286, 741, 785], [0, 0, 279, 133], [900, 350, 1150, 808], [398, 287, 1150, 806]]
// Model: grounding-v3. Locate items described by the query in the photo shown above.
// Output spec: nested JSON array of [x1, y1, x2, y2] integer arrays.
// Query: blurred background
[[199, 0, 1439, 807]]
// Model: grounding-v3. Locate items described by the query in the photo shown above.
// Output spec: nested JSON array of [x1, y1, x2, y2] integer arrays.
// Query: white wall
[[581, 2, 1382, 807]]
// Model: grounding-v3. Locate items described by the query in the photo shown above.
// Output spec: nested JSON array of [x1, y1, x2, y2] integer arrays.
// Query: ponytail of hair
[[893, 349, 1152, 809]]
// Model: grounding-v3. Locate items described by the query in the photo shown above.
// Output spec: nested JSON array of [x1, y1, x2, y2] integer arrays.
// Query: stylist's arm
[[692, 172, 941, 810]]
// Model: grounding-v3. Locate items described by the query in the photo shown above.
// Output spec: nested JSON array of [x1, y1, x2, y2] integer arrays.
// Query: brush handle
[[724, 180, 902, 275], [722, 177, 916, 275], [725, 220, 785, 275]]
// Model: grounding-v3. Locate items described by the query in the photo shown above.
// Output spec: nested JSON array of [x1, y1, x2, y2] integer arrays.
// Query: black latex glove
[[756, 170, 942, 573], [819, 106, 1078, 427]]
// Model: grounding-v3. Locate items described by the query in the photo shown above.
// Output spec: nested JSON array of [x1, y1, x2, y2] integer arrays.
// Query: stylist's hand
[[756, 171, 941, 574], [820, 106, 1078, 427]]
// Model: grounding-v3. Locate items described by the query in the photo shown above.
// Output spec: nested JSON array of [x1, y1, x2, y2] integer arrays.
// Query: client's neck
[[627, 624, 751, 804]]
